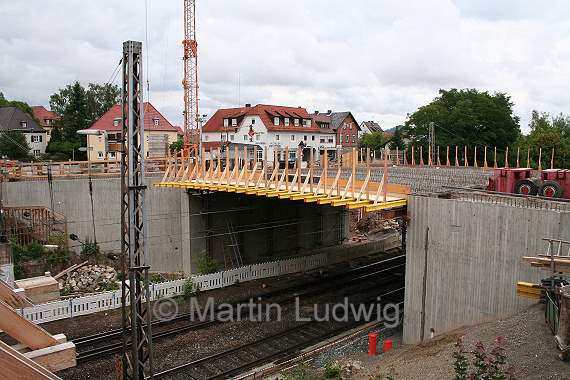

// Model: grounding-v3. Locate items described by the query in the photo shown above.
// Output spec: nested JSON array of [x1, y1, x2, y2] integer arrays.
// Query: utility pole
[[120, 40, 153, 380], [428, 122, 435, 165]]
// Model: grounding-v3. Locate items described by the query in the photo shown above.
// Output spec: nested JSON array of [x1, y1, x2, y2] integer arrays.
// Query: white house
[[201, 104, 336, 162], [0, 106, 47, 156]]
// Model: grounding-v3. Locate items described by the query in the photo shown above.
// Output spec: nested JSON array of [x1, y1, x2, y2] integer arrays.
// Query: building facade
[[359, 120, 382, 137], [85, 102, 179, 160], [31, 106, 59, 143], [201, 104, 337, 162], [0, 106, 47, 156], [313, 111, 361, 151]]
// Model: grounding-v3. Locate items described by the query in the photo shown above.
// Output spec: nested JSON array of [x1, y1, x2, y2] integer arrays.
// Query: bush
[[195, 253, 219, 274], [324, 362, 343, 378], [452, 337, 516, 380], [182, 277, 197, 299], [81, 238, 100, 258], [102, 279, 119, 291]]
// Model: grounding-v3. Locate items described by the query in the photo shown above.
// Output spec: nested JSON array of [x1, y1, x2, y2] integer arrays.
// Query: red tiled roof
[[202, 141, 225, 151], [31, 106, 59, 127], [87, 103, 178, 132], [173, 126, 183, 135], [202, 104, 320, 133]]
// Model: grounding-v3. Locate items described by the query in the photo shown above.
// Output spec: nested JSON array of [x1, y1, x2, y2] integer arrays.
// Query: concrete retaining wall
[[2, 176, 348, 274], [403, 193, 570, 344]]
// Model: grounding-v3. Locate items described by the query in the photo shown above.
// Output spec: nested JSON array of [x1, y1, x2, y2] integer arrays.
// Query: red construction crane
[[182, 0, 199, 157]]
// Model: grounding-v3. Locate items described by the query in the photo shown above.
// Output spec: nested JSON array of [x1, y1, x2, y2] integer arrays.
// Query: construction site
[[1, 2, 570, 380]]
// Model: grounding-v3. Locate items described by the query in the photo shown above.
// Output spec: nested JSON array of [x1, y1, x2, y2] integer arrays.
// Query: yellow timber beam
[[317, 196, 342, 205], [364, 199, 407, 212], [278, 192, 302, 199], [303, 195, 329, 203], [516, 281, 544, 299], [331, 198, 357, 207], [291, 193, 320, 201], [346, 200, 372, 209]]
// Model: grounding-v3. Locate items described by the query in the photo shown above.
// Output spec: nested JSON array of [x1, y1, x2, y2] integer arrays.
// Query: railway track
[[74, 253, 405, 362], [154, 286, 405, 380]]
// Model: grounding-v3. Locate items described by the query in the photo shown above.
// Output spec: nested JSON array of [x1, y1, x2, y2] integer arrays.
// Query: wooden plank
[[331, 198, 356, 207], [317, 196, 342, 205], [303, 195, 329, 203], [0, 300, 58, 350], [0, 279, 33, 308], [290, 193, 318, 201], [24, 342, 76, 372], [278, 192, 301, 199], [0, 340, 62, 380]]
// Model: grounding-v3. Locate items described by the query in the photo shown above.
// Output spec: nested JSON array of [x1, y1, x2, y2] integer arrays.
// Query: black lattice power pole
[[120, 40, 153, 380]]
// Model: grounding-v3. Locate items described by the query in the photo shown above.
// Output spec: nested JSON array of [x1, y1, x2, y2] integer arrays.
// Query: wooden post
[[322, 147, 327, 195], [350, 148, 356, 198], [285, 146, 289, 191], [538, 147, 542, 171], [473, 146, 478, 168], [437, 146, 441, 166], [484, 146, 488, 169], [296, 146, 301, 192], [505, 146, 509, 168], [527, 147, 530, 168], [464, 146, 469, 167], [411, 145, 415, 166], [551, 148, 555, 169], [446, 146, 450, 166], [516, 147, 520, 168], [419, 146, 424, 165], [383, 147, 389, 203], [309, 147, 314, 193], [428, 145, 432, 166], [494, 146, 497, 168], [373, 150, 377, 165], [455, 146, 459, 167], [395, 147, 399, 165], [403, 149, 408, 165]]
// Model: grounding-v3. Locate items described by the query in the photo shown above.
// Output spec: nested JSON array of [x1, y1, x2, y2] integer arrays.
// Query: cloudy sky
[[1, 0, 569, 133]]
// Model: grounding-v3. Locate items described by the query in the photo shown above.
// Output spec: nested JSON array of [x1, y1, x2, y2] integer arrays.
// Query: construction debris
[[58, 264, 117, 293], [53, 261, 88, 281]]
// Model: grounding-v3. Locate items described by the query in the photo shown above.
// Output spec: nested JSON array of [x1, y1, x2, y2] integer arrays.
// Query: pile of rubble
[[59, 264, 118, 293]]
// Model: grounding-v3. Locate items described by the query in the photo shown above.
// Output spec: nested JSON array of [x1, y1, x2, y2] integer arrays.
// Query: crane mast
[[183, 0, 199, 156]]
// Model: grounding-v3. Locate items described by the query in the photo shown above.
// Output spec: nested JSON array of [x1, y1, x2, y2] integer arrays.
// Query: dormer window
[[294, 119, 299, 127], [153, 118, 160, 126], [304, 119, 311, 127], [231, 118, 237, 127], [45, 119, 50, 125], [274, 117, 279, 126], [284, 118, 290, 126], [113, 118, 121, 127], [224, 118, 229, 127], [20, 121, 27, 128]]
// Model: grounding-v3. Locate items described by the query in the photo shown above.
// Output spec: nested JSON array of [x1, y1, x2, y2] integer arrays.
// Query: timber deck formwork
[[155, 146, 409, 212]]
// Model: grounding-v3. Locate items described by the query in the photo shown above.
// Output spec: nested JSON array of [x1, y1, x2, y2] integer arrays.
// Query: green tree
[[170, 138, 183, 153], [405, 89, 521, 150], [516, 110, 570, 168], [47, 81, 120, 160], [0, 131, 31, 160], [359, 131, 386, 152], [0, 92, 39, 123], [389, 126, 406, 150]]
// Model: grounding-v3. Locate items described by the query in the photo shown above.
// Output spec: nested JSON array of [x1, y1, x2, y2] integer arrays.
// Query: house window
[[97, 151, 104, 159], [274, 117, 279, 126], [294, 119, 299, 126], [284, 118, 290, 126], [230, 134, 235, 141], [328, 136, 333, 143], [109, 152, 116, 159], [345, 134, 349, 143], [276, 135, 280, 141], [32, 149, 40, 156], [255, 134, 260, 141], [20, 121, 27, 128], [153, 118, 160, 126], [244, 135, 248, 141], [289, 151, 296, 161], [232, 119, 237, 126], [352, 135, 355, 143], [45, 119, 50, 125], [304, 119, 311, 127], [113, 118, 121, 127], [224, 118, 229, 127], [221, 134, 226, 141], [205, 135, 209, 141], [31, 135, 41, 143], [251, 119, 255, 124], [291, 135, 295, 141], [46, 130, 51, 136], [311, 135, 315, 141], [320, 137, 325, 143], [303, 135, 307, 141]]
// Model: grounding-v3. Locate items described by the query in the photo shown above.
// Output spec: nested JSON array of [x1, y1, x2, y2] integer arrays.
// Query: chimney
[[314, 110, 319, 115], [245, 103, 251, 108], [298, 106, 302, 108], [327, 110, 332, 115]]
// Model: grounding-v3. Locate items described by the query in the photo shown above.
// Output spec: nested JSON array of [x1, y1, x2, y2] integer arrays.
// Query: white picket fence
[[20, 253, 328, 324]]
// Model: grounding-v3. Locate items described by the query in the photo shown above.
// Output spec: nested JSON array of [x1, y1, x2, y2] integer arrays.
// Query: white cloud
[[1, 0, 569, 134]]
